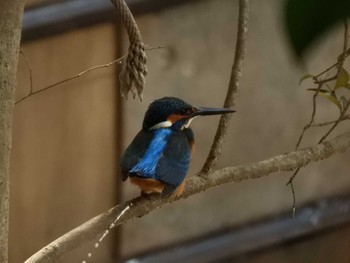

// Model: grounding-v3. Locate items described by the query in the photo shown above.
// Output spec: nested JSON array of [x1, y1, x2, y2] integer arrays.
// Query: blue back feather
[[130, 128, 173, 178], [156, 131, 190, 187]]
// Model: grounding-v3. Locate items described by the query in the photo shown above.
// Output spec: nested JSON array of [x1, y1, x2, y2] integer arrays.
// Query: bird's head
[[142, 97, 235, 131]]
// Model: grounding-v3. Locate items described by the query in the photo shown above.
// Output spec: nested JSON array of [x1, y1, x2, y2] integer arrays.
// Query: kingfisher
[[120, 97, 235, 197]]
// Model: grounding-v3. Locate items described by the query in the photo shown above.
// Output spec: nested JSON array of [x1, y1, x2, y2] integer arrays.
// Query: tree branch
[[25, 131, 350, 263], [0, 1, 26, 262], [201, 0, 250, 174], [15, 46, 164, 105]]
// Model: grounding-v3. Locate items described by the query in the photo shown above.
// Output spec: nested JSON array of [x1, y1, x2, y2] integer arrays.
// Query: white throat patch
[[149, 117, 198, 130], [182, 116, 197, 129], [148, 120, 172, 130]]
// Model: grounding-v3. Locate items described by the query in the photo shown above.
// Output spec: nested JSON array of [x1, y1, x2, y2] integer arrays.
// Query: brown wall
[[11, 23, 119, 262]]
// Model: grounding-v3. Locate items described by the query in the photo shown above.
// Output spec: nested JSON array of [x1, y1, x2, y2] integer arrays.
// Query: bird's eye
[[186, 107, 196, 115], [181, 108, 194, 116]]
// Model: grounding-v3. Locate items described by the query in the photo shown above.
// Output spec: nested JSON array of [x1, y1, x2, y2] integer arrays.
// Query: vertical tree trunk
[[0, 1, 25, 262]]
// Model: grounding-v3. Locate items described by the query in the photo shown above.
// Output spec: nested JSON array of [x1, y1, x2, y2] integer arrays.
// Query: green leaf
[[285, 0, 350, 58], [308, 88, 342, 110], [334, 67, 349, 89], [299, 74, 314, 85]]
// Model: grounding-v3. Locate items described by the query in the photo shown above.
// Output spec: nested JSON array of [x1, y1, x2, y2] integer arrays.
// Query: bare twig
[[313, 47, 350, 79], [294, 83, 322, 150], [317, 20, 349, 144], [201, 0, 250, 174], [314, 63, 338, 79], [314, 20, 348, 85], [311, 115, 350, 127], [19, 50, 33, 94], [337, 19, 348, 74], [15, 56, 125, 105], [25, 131, 350, 263], [314, 75, 337, 84], [290, 181, 296, 218], [319, 99, 350, 143], [15, 46, 164, 105]]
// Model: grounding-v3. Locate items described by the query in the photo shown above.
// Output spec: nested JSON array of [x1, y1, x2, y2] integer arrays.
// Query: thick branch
[[0, 1, 26, 262], [25, 131, 350, 263], [202, 0, 250, 173]]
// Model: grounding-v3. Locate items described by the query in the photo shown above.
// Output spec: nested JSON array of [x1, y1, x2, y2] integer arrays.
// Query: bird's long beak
[[191, 107, 235, 117]]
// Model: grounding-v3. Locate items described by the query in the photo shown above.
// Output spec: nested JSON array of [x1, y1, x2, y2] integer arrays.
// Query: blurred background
[[11, 0, 350, 262]]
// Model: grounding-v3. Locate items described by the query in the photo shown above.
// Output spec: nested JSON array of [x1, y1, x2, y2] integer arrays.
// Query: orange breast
[[129, 177, 165, 194]]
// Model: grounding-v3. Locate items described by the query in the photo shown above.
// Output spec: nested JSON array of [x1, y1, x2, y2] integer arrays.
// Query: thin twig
[[337, 19, 349, 75], [319, 99, 350, 143], [314, 63, 338, 79], [15, 56, 125, 104], [311, 115, 350, 127], [314, 21, 349, 85], [313, 47, 350, 79], [290, 181, 296, 218], [294, 83, 322, 150], [201, 0, 250, 174], [314, 75, 337, 84], [318, 20, 349, 144], [287, 167, 300, 186], [24, 131, 350, 263], [19, 50, 33, 94], [15, 46, 164, 105]]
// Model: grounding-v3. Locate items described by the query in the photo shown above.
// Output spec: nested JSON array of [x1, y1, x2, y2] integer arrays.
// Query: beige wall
[[11, 23, 119, 262], [121, 0, 350, 258], [10, 0, 350, 262]]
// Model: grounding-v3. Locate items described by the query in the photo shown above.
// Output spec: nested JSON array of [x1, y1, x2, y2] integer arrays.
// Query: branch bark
[[0, 1, 25, 262], [25, 131, 350, 263], [201, 0, 250, 174]]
